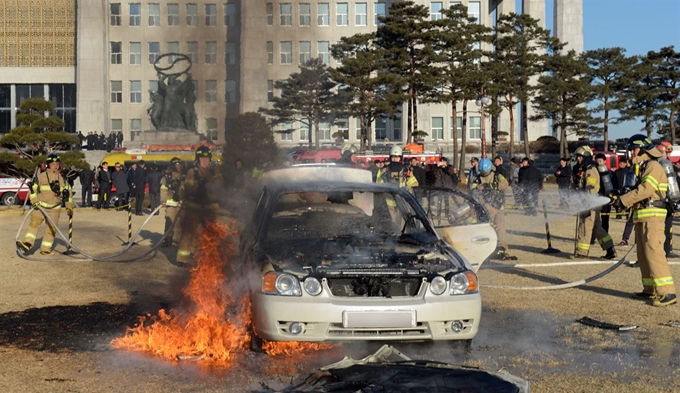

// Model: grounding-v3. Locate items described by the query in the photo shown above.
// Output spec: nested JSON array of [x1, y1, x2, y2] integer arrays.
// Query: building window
[[317, 3, 329, 26], [187, 41, 199, 64], [206, 118, 218, 141], [317, 41, 329, 65], [149, 80, 158, 102], [167, 42, 179, 63], [375, 117, 387, 141], [299, 118, 310, 141], [431, 117, 444, 140], [469, 116, 481, 139], [129, 42, 141, 65], [205, 41, 217, 64], [225, 80, 236, 104], [375, 2, 386, 26], [355, 117, 362, 140], [280, 41, 293, 64], [130, 80, 142, 103], [205, 4, 217, 26], [266, 3, 274, 25], [355, 3, 367, 26], [148, 3, 160, 26], [224, 3, 236, 26], [320, 122, 331, 141], [225, 42, 236, 65], [110, 42, 122, 64], [336, 3, 348, 26], [110, 81, 122, 103], [267, 80, 274, 101], [451, 116, 462, 139], [168, 3, 179, 26], [299, 41, 311, 64], [337, 118, 349, 140], [393, 118, 402, 141], [112, 119, 123, 133], [267, 41, 274, 64], [299, 3, 311, 26], [148, 42, 160, 64], [280, 3, 292, 26], [430, 2, 443, 20], [186, 3, 198, 26], [205, 80, 217, 102], [280, 122, 293, 141], [129, 3, 141, 26], [110, 3, 121, 26], [468, 1, 481, 24], [130, 118, 142, 140]]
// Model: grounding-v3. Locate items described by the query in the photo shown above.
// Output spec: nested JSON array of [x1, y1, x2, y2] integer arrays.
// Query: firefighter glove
[[608, 195, 622, 208]]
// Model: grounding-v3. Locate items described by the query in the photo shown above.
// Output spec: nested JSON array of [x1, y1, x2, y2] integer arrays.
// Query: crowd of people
[[76, 131, 124, 151]]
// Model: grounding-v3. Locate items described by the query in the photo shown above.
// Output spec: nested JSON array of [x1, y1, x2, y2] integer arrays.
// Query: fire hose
[[481, 243, 636, 290], [14, 203, 181, 263]]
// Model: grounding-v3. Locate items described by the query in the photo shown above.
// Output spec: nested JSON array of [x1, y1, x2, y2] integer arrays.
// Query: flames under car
[[241, 171, 484, 344]]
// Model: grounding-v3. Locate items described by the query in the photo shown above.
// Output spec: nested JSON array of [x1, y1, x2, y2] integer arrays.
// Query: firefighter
[[160, 157, 185, 248], [571, 146, 616, 260], [377, 146, 418, 191], [16, 154, 74, 255], [656, 142, 675, 257], [176, 146, 224, 264], [612, 134, 676, 306], [470, 158, 515, 260]]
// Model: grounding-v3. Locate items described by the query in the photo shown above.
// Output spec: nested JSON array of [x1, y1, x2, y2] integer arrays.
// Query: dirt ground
[[0, 186, 679, 392]]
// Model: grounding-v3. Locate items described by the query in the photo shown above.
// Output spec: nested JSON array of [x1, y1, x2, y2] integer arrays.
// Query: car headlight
[[262, 272, 302, 296], [304, 277, 323, 296], [430, 276, 447, 295], [449, 271, 478, 295]]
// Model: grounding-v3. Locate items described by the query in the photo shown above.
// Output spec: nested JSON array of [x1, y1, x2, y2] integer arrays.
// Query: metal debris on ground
[[254, 344, 529, 393], [577, 316, 638, 331], [660, 321, 680, 328]]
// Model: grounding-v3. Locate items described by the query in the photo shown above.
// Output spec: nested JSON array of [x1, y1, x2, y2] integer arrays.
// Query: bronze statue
[[149, 53, 197, 131]]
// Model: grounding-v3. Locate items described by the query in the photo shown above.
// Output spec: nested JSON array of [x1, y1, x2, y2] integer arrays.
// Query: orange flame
[[111, 219, 337, 367]]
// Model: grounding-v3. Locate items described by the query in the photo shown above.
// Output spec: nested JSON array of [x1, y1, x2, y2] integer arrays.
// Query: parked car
[[240, 166, 497, 348], [0, 176, 30, 206]]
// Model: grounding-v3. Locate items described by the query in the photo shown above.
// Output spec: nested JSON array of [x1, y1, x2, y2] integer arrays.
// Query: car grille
[[327, 322, 428, 337], [327, 277, 422, 297]]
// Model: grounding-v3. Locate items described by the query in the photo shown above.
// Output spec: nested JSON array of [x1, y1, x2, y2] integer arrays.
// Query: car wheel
[[250, 333, 265, 353], [1, 192, 17, 206]]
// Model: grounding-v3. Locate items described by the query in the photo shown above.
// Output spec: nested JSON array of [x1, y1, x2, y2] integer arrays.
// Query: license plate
[[342, 310, 416, 328]]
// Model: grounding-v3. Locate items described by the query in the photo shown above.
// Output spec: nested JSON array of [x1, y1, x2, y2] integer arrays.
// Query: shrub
[[464, 144, 480, 153], [530, 136, 560, 153]]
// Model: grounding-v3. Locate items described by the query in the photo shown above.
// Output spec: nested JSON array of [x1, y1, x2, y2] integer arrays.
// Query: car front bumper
[[252, 284, 481, 342]]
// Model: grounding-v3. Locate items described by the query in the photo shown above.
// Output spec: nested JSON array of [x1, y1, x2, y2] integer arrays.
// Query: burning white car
[[240, 166, 497, 347]]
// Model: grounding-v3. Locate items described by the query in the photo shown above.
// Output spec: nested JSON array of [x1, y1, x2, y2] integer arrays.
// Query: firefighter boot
[[652, 294, 677, 307], [631, 291, 655, 299], [602, 247, 617, 260], [16, 241, 31, 253]]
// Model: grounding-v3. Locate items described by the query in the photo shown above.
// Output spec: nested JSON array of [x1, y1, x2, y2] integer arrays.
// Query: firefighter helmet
[[657, 141, 673, 153], [341, 143, 358, 155], [195, 146, 212, 160], [627, 134, 661, 158], [478, 158, 494, 174], [170, 156, 182, 165], [390, 146, 403, 157], [45, 153, 61, 164], [574, 146, 593, 157]]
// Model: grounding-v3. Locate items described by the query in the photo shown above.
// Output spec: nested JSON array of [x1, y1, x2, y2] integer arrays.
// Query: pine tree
[[648, 46, 680, 144], [425, 3, 490, 170], [584, 47, 636, 151], [491, 13, 560, 158], [618, 55, 662, 137], [376, 1, 438, 143], [532, 51, 593, 158], [259, 58, 340, 149], [223, 112, 279, 168], [331, 33, 405, 150]]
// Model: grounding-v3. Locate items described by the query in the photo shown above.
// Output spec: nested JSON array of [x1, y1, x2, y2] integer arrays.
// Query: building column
[[554, 0, 584, 53], [75, 0, 108, 134], [522, 0, 549, 142]]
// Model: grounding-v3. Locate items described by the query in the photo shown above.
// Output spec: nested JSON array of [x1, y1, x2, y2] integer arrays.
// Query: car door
[[413, 187, 497, 272]]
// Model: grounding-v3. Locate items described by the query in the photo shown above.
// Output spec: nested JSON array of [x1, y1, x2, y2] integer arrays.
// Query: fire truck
[[354, 143, 443, 168]]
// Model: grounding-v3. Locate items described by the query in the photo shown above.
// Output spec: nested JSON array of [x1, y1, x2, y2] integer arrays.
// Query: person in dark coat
[[146, 164, 163, 215], [79, 166, 94, 207], [409, 157, 426, 187], [133, 160, 147, 215], [111, 162, 129, 208], [493, 156, 510, 184], [614, 159, 630, 219], [518, 158, 543, 216], [554, 157, 572, 209], [96, 162, 112, 209]]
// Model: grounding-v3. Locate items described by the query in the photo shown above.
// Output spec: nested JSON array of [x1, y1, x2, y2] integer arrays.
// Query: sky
[[539, 0, 680, 141]]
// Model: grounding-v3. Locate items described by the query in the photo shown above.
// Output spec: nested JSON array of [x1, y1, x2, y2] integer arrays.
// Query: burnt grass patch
[[0, 302, 146, 352]]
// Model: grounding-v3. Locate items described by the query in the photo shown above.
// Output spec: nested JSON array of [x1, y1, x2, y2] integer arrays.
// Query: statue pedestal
[[130, 129, 203, 149]]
